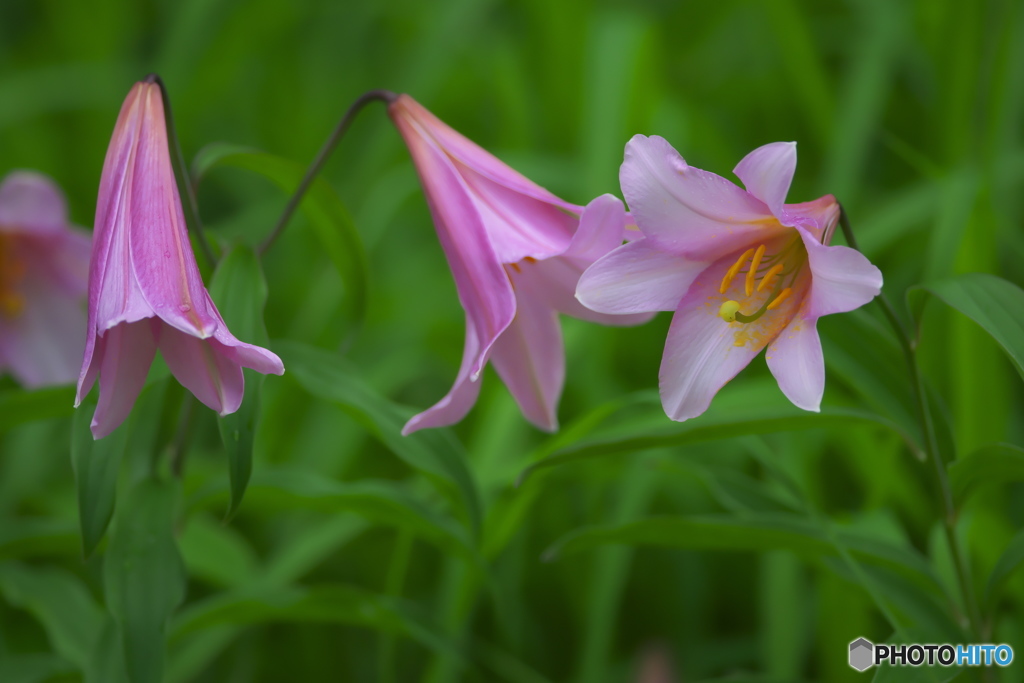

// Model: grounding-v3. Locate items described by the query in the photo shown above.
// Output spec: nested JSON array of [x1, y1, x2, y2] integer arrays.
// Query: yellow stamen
[[766, 287, 793, 310], [0, 234, 26, 318], [757, 263, 785, 292], [719, 248, 755, 294], [745, 244, 766, 296], [718, 300, 741, 323]]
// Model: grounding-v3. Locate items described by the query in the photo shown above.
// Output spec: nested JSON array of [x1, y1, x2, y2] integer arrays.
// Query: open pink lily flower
[[577, 136, 883, 421], [76, 81, 283, 439], [0, 171, 90, 387], [390, 94, 649, 434]]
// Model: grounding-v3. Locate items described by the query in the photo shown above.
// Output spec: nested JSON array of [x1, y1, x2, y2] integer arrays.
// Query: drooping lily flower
[[0, 171, 90, 387], [389, 94, 649, 434], [76, 80, 284, 439], [576, 136, 882, 421]]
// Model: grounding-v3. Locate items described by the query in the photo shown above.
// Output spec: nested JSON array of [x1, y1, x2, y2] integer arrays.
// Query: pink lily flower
[[76, 81, 283, 439], [576, 136, 883, 421], [0, 171, 90, 387], [389, 95, 649, 434]]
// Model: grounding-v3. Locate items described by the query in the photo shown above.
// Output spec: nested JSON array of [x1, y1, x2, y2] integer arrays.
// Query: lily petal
[[797, 225, 883, 317], [766, 313, 824, 412], [489, 289, 564, 431], [779, 194, 839, 242], [0, 171, 69, 236], [159, 323, 244, 415], [457, 161, 575, 262], [392, 107, 516, 380], [127, 84, 222, 339], [620, 135, 779, 261], [391, 95, 579, 213], [659, 255, 801, 421], [576, 240, 706, 315], [0, 263, 87, 388], [91, 320, 158, 439], [733, 142, 797, 217], [562, 193, 629, 263], [402, 323, 485, 435]]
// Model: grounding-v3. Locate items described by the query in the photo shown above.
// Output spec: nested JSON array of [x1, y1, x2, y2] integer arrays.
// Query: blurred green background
[[1, 0, 1023, 681]]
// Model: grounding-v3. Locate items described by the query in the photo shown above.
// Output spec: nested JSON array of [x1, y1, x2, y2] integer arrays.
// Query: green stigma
[[719, 300, 741, 322]]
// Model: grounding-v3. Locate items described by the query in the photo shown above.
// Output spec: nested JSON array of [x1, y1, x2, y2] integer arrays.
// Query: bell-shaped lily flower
[[0, 171, 90, 387], [76, 81, 284, 439], [577, 136, 883, 421], [389, 94, 649, 434]]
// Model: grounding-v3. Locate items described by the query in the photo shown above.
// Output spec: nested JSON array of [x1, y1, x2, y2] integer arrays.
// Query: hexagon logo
[[849, 638, 874, 672]]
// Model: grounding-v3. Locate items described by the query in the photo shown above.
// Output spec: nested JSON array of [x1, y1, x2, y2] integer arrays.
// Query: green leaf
[[71, 396, 129, 557], [170, 583, 468, 669], [913, 273, 1024, 382], [104, 478, 187, 683], [177, 514, 259, 588], [0, 386, 75, 433], [947, 443, 1024, 502], [0, 562, 105, 668], [519, 402, 917, 484], [543, 515, 942, 596], [191, 143, 369, 338], [209, 244, 272, 519], [819, 310, 919, 442], [189, 469, 480, 568], [0, 654, 76, 683], [276, 341, 483, 535], [0, 519, 79, 560], [983, 528, 1024, 610]]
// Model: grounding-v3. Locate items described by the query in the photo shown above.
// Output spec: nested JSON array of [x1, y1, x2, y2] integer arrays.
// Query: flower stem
[[146, 74, 218, 269], [838, 207, 983, 642], [259, 89, 398, 254]]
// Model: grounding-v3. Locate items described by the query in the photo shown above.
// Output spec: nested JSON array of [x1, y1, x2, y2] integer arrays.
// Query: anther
[[757, 263, 784, 292], [766, 287, 793, 310], [745, 244, 766, 296], [719, 248, 755, 294]]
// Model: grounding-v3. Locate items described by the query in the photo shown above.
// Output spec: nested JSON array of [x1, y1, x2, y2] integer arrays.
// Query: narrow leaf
[[520, 404, 917, 484], [170, 583, 467, 669], [544, 515, 943, 597], [71, 396, 129, 556], [209, 244, 271, 519], [948, 443, 1024, 502], [189, 469, 480, 567], [0, 562, 105, 668], [104, 478, 187, 683], [983, 528, 1024, 609], [276, 341, 482, 535], [913, 273, 1024, 382]]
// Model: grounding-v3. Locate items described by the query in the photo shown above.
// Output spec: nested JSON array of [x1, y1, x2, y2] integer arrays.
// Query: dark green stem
[[259, 89, 398, 254], [146, 74, 218, 268], [838, 207, 983, 642]]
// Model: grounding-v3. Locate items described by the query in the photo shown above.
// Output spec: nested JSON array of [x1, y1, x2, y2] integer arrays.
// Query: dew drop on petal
[[178, 304, 191, 313]]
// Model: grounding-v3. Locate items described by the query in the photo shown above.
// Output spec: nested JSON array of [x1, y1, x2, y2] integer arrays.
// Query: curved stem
[[839, 207, 983, 640], [259, 89, 398, 254], [146, 74, 218, 268]]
